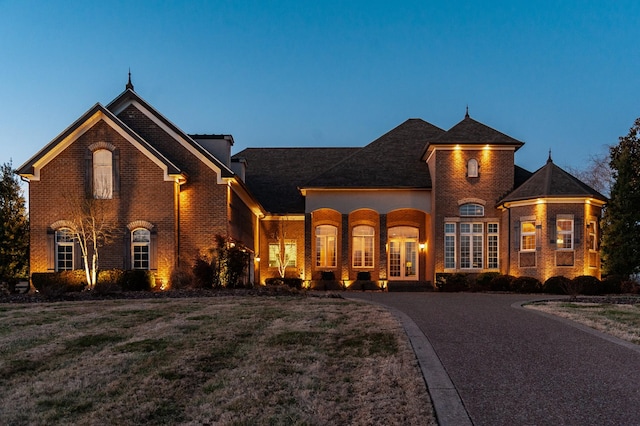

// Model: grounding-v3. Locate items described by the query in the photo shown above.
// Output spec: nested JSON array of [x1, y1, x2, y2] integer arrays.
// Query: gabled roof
[[107, 89, 234, 179], [232, 147, 360, 214], [17, 103, 183, 181], [303, 119, 445, 189], [424, 113, 524, 154], [498, 157, 607, 206]]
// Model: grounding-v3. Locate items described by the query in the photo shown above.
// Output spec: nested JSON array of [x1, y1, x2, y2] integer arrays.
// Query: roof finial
[[126, 68, 134, 91], [465, 105, 469, 118], [547, 149, 553, 163]]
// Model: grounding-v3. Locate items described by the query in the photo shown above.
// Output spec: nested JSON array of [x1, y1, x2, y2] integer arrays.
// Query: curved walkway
[[346, 293, 640, 426]]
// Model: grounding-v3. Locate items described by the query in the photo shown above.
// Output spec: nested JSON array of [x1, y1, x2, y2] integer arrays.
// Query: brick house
[[19, 83, 606, 288]]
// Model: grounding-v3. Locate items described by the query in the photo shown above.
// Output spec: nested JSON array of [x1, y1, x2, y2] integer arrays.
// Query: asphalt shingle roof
[[499, 157, 607, 205], [427, 114, 524, 148], [232, 147, 360, 214]]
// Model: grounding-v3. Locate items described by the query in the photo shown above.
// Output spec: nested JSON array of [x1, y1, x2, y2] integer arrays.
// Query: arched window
[[55, 228, 75, 271], [315, 225, 337, 268], [459, 203, 484, 217], [352, 225, 374, 268], [132, 228, 151, 270], [467, 159, 479, 177], [93, 149, 113, 199]]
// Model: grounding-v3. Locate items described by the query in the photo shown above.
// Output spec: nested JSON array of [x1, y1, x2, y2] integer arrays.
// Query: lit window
[[467, 159, 479, 177], [460, 223, 483, 269], [316, 225, 337, 268], [93, 149, 113, 199], [444, 223, 456, 269], [588, 221, 597, 252], [487, 223, 499, 269], [269, 241, 297, 268], [521, 221, 536, 251], [557, 219, 574, 250], [132, 228, 150, 270], [352, 225, 374, 268], [55, 228, 74, 271], [460, 203, 484, 217]]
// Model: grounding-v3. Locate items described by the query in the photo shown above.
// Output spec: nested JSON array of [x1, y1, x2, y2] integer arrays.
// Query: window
[[557, 219, 574, 249], [93, 149, 113, 199], [132, 228, 150, 270], [588, 221, 597, 251], [55, 228, 74, 271], [487, 223, 499, 269], [521, 221, 536, 251], [460, 223, 483, 269], [352, 225, 374, 268], [269, 241, 297, 268], [444, 223, 456, 269], [460, 203, 484, 217], [316, 225, 337, 268], [467, 159, 479, 177]]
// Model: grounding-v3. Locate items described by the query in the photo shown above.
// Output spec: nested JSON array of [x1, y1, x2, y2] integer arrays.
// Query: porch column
[[341, 214, 349, 281], [304, 213, 312, 281], [379, 214, 387, 280]]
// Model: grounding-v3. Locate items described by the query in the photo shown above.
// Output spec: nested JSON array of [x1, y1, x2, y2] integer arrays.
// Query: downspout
[[507, 206, 511, 276]]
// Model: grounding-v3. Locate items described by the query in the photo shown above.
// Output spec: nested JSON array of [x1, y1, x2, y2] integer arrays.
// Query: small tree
[[566, 150, 613, 197], [271, 218, 295, 279], [0, 161, 29, 285], [64, 192, 116, 289], [602, 117, 640, 278]]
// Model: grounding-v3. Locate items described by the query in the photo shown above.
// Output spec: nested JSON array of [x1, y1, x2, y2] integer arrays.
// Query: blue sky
[[1, 0, 639, 174]]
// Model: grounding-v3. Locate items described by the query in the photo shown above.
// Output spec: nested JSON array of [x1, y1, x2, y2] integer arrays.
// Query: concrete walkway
[[346, 293, 640, 426]]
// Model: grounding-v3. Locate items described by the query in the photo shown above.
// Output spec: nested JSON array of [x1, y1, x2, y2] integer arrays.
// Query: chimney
[[190, 134, 234, 167], [231, 158, 247, 182]]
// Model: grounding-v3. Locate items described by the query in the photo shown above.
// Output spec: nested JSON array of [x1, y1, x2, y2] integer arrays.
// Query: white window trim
[[521, 220, 536, 252], [556, 217, 574, 250], [316, 225, 337, 268], [131, 228, 151, 270], [444, 223, 456, 270], [460, 222, 483, 269], [352, 225, 375, 269], [487, 222, 499, 269]]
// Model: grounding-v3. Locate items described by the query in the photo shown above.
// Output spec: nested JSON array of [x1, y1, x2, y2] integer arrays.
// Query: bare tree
[[64, 182, 116, 289], [271, 218, 295, 279], [566, 149, 613, 197]]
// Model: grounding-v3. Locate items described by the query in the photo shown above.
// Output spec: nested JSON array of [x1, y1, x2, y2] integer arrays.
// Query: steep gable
[[425, 113, 524, 151], [303, 119, 445, 189], [17, 103, 183, 183]]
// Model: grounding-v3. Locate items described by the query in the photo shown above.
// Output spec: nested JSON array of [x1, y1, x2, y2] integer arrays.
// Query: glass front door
[[388, 227, 419, 281]]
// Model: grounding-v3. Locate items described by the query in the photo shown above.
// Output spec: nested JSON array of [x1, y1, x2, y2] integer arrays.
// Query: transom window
[[55, 228, 74, 271], [521, 221, 536, 251], [557, 219, 574, 250], [132, 228, 150, 270], [316, 225, 337, 268], [352, 225, 374, 268], [459, 203, 484, 217], [93, 149, 113, 199]]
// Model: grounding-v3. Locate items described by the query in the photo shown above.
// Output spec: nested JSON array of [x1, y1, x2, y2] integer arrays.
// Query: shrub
[[170, 264, 196, 290], [489, 274, 515, 292], [543, 276, 570, 295], [120, 270, 154, 292], [510, 276, 542, 293], [97, 269, 124, 286], [601, 275, 624, 294], [192, 256, 214, 289], [438, 273, 469, 292], [31, 271, 87, 295], [321, 271, 336, 281], [472, 272, 500, 292], [572, 275, 602, 296], [356, 271, 371, 281], [621, 278, 640, 294], [265, 277, 303, 289]]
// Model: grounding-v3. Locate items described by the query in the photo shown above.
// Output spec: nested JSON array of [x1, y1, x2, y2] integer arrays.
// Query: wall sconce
[[255, 255, 261, 262], [419, 243, 426, 251]]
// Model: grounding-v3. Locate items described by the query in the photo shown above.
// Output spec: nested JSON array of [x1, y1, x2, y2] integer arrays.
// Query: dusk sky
[[2, 1, 639, 175]]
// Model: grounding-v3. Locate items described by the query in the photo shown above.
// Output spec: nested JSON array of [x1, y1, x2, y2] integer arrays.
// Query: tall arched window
[[55, 228, 74, 271], [93, 149, 113, 199], [316, 225, 337, 268], [467, 159, 479, 177], [132, 228, 151, 270], [352, 225, 374, 268]]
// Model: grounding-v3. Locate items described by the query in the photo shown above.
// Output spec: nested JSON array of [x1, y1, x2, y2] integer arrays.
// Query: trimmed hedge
[[543, 276, 571, 295], [265, 277, 303, 289], [510, 276, 542, 293], [436, 273, 469, 292], [32, 271, 87, 295], [571, 275, 602, 296], [489, 274, 515, 292]]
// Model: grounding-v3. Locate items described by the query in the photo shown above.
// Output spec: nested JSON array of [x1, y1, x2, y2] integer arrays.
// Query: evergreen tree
[[0, 161, 29, 284], [602, 118, 640, 277]]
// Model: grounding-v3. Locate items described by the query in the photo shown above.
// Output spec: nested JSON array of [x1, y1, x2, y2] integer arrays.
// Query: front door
[[388, 226, 419, 281]]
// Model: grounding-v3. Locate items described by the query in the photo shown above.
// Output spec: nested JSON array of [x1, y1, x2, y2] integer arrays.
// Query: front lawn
[[0, 296, 435, 425]]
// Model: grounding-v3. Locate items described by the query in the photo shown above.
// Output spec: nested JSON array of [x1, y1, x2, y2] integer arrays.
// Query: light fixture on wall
[[419, 243, 426, 251]]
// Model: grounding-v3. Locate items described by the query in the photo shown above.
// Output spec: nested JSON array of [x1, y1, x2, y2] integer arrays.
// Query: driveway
[[346, 293, 640, 426]]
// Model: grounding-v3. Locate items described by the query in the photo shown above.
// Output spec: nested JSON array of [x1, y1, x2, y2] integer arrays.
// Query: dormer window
[[460, 203, 484, 217], [467, 159, 479, 178]]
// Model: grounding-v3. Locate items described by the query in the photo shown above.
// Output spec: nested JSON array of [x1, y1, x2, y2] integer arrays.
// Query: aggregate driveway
[[346, 293, 640, 426]]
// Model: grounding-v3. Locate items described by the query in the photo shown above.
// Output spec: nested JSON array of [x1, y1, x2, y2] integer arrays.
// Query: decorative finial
[[465, 105, 469, 118], [126, 68, 134, 91], [547, 149, 552, 163]]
